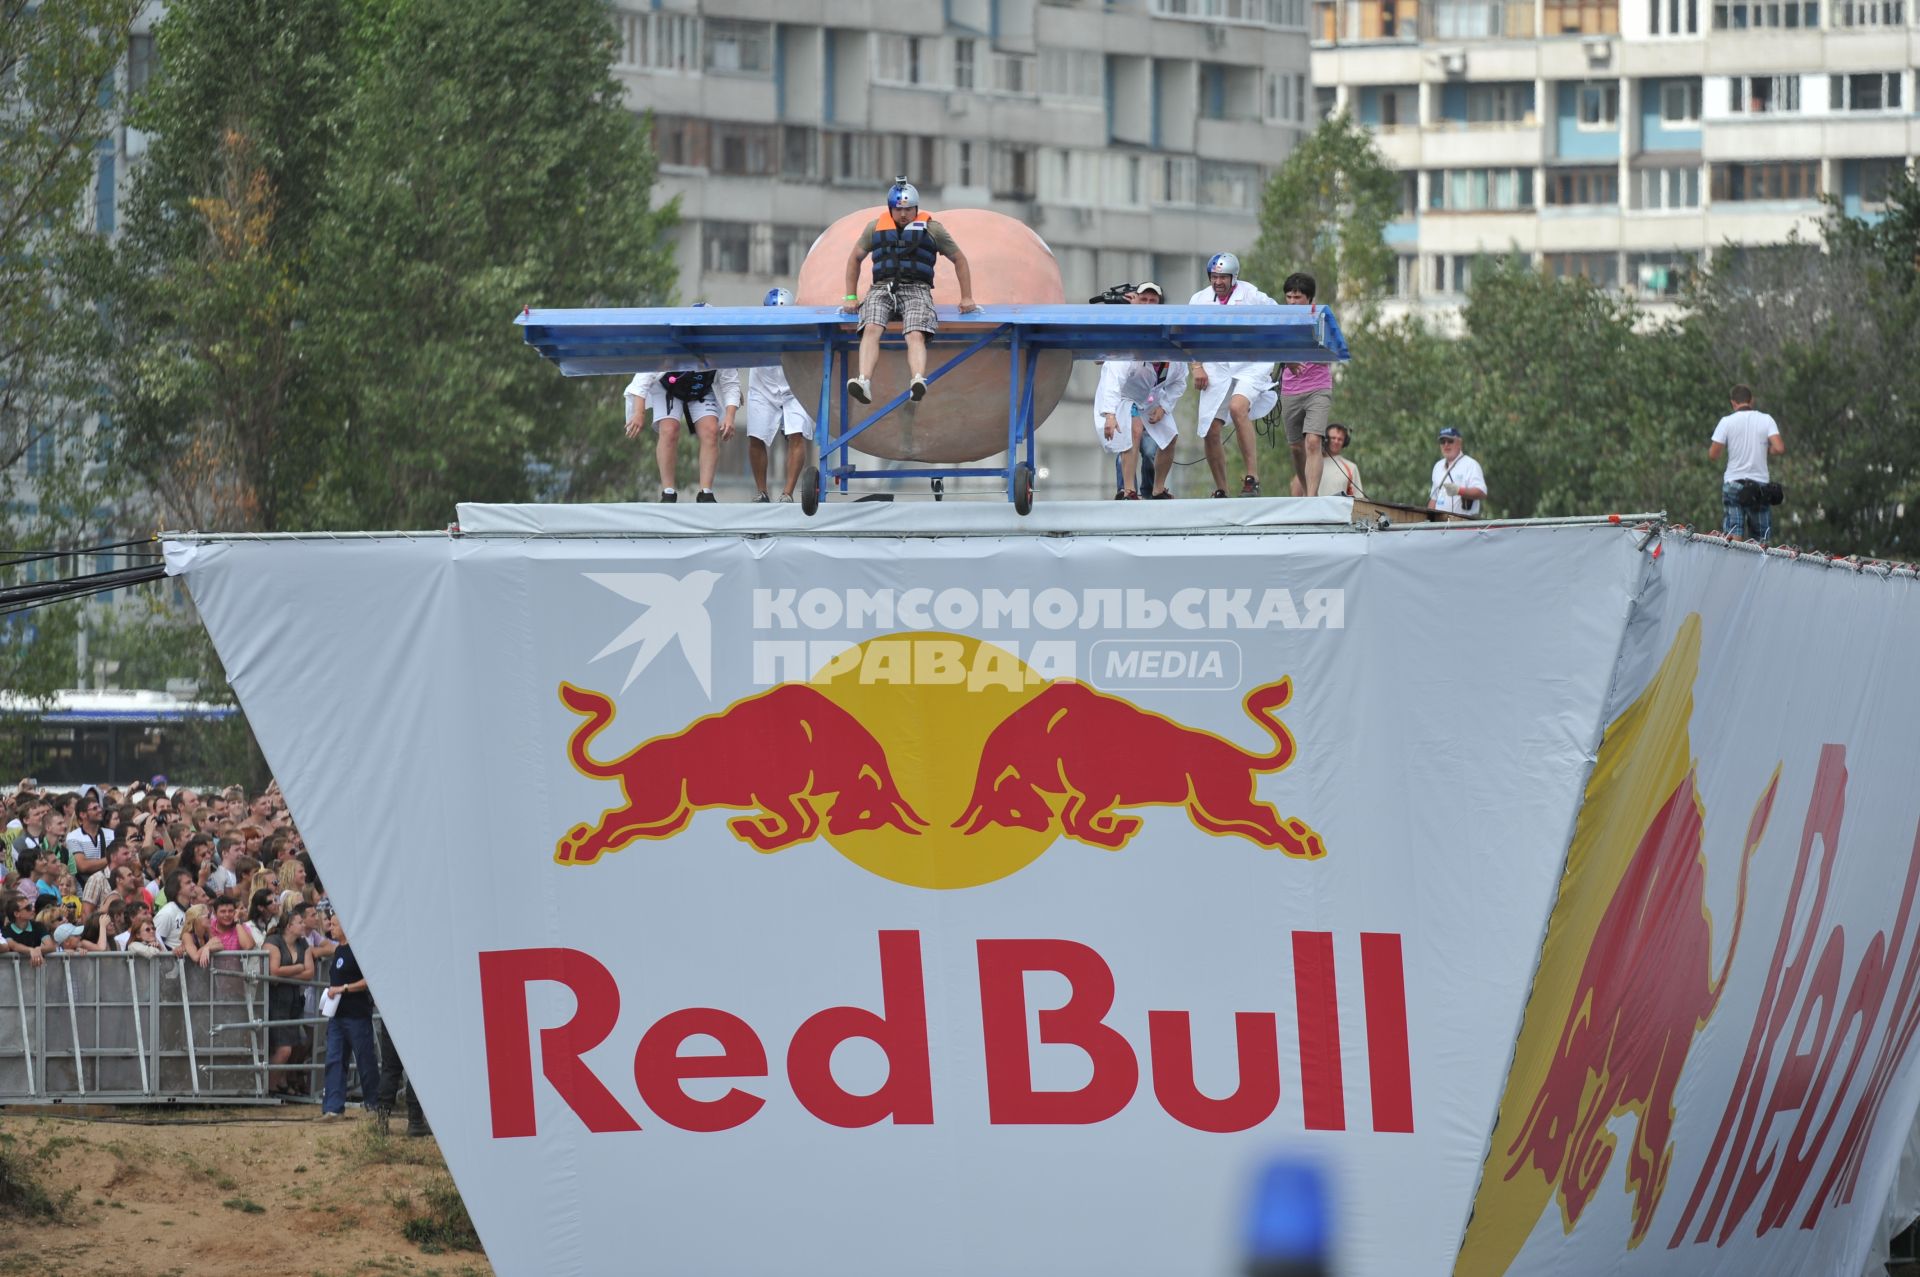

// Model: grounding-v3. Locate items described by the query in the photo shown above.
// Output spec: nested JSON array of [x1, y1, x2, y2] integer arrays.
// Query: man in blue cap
[[839, 178, 977, 406]]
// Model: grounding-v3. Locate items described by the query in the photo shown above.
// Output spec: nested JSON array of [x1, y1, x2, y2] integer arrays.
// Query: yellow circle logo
[[812, 633, 1056, 889]]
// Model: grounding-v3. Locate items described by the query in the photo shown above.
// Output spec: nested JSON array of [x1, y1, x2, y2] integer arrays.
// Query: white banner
[[165, 515, 1920, 1276]]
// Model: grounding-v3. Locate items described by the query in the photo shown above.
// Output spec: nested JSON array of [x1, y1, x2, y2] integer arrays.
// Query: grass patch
[[222, 1196, 267, 1214], [0, 1132, 77, 1221], [349, 1120, 441, 1169], [397, 1176, 481, 1255]]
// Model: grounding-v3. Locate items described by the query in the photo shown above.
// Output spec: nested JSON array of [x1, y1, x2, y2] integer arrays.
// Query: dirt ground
[[0, 1105, 494, 1277]]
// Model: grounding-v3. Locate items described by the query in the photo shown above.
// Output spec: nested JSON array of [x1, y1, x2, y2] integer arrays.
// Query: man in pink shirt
[[1280, 272, 1334, 497], [208, 894, 256, 953]]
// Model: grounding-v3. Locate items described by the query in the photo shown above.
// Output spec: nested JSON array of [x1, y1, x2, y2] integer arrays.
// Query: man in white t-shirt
[[1429, 427, 1486, 517], [1709, 383, 1784, 543]]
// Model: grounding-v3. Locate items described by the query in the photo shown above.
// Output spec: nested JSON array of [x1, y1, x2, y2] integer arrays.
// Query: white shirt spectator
[[154, 900, 185, 951], [1094, 360, 1188, 451], [206, 864, 238, 897], [66, 824, 112, 868], [1431, 453, 1488, 516], [1711, 409, 1780, 484]]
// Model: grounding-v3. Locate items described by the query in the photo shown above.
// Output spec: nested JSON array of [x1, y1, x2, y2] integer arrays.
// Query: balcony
[[1313, 0, 1421, 43], [1422, 0, 1537, 38]]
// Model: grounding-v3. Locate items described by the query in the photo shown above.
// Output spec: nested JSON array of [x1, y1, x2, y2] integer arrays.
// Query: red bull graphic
[[555, 681, 926, 864], [1457, 616, 1762, 1272], [555, 634, 1326, 887], [953, 677, 1325, 859]]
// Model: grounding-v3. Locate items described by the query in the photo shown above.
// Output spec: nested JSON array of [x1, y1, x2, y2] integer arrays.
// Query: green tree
[[1244, 114, 1400, 308], [299, 0, 679, 526]]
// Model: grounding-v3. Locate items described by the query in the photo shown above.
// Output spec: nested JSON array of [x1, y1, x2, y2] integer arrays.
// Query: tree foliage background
[[2, 0, 678, 776], [1252, 118, 1920, 559]]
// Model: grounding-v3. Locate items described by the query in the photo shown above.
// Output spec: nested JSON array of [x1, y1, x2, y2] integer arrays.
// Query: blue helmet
[[887, 178, 920, 210], [1206, 252, 1240, 279], [690, 300, 710, 308], [763, 287, 793, 306]]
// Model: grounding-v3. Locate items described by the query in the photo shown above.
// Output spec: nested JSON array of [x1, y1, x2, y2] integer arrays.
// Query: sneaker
[[659, 489, 677, 503], [1212, 488, 1227, 499], [909, 377, 928, 402], [317, 1111, 343, 1122], [847, 377, 871, 405], [752, 492, 770, 503], [779, 493, 795, 503], [1124, 491, 1141, 500], [1114, 491, 1126, 501], [1240, 475, 1260, 497], [1150, 490, 1173, 500], [696, 490, 717, 503]]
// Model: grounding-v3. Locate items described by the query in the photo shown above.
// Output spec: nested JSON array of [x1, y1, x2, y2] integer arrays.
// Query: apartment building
[[1312, 0, 1919, 313], [611, 0, 1313, 498]]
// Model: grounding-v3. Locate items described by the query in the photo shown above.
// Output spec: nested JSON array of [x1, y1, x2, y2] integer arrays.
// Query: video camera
[[1089, 282, 1140, 305]]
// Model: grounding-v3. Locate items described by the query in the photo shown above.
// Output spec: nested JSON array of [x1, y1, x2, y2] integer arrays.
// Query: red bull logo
[[554, 633, 1326, 887]]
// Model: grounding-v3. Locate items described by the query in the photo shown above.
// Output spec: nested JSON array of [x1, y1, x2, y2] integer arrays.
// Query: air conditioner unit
[[1582, 36, 1612, 65], [946, 92, 971, 116], [1435, 49, 1467, 76], [1071, 207, 1094, 228], [1206, 25, 1228, 48]]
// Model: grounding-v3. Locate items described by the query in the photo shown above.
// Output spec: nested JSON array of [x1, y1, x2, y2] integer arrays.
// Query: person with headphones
[[839, 178, 978, 406], [745, 288, 814, 503], [1188, 252, 1280, 498]]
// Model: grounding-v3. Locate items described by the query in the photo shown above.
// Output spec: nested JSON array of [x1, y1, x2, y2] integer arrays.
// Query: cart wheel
[[1013, 464, 1034, 516], [931, 478, 945, 502], [799, 466, 821, 517]]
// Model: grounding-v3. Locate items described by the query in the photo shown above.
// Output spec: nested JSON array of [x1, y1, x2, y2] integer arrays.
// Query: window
[[953, 140, 977, 187], [1544, 252, 1620, 287], [991, 144, 1034, 198], [1198, 160, 1261, 211], [1544, 0, 1619, 33], [829, 131, 879, 184], [1634, 165, 1702, 209], [953, 38, 977, 90], [1650, 0, 1702, 32], [1428, 168, 1535, 210], [1576, 82, 1619, 129], [1629, 252, 1694, 297], [1375, 86, 1418, 130], [615, 12, 700, 72], [127, 33, 154, 97], [1266, 72, 1308, 122], [1711, 161, 1820, 201], [1660, 80, 1700, 124], [1106, 154, 1147, 208], [1393, 254, 1421, 299], [1153, 155, 1197, 205], [782, 127, 819, 180], [1429, 253, 1491, 294], [1039, 48, 1103, 103], [990, 52, 1035, 96], [769, 225, 817, 279], [704, 19, 772, 77], [1466, 83, 1531, 124], [1396, 171, 1418, 214], [1833, 0, 1904, 23], [873, 34, 934, 87], [1831, 73, 1902, 112], [1546, 166, 1619, 206], [703, 222, 753, 275], [1727, 75, 1800, 114], [710, 123, 777, 177], [654, 116, 710, 169], [1149, 0, 1308, 24], [1711, 0, 1819, 25], [1428, 0, 1531, 37]]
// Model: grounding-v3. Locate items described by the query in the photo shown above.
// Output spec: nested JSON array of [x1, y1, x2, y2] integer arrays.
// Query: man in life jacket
[[745, 288, 814, 503], [1187, 252, 1280, 498], [838, 178, 977, 406], [622, 305, 741, 502]]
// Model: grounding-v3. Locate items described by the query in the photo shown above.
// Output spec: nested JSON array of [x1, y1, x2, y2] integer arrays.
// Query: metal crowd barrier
[[0, 950, 336, 1103]]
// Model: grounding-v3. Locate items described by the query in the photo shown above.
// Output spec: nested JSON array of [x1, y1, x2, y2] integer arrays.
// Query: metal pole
[[1005, 327, 1021, 502], [127, 955, 149, 1095], [177, 966, 201, 1095], [62, 961, 85, 1096], [12, 961, 33, 1096]]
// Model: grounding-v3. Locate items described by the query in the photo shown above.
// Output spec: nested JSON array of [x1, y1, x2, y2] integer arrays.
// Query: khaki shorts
[[858, 282, 937, 335], [1282, 389, 1332, 445]]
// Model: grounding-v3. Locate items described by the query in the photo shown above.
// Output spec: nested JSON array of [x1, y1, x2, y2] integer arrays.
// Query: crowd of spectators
[[0, 775, 355, 1105]]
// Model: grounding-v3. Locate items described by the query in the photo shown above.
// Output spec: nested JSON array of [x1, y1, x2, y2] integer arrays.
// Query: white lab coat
[[1093, 360, 1188, 450], [622, 368, 743, 424]]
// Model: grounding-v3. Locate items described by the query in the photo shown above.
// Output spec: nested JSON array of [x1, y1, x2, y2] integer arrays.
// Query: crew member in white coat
[[1093, 317, 1188, 499], [745, 288, 814, 503], [1188, 253, 1279, 498], [623, 305, 741, 503]]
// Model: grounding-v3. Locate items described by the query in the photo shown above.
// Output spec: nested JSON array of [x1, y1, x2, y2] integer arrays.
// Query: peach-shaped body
[[786, 207, 1073, 463]]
